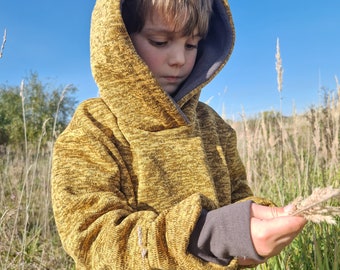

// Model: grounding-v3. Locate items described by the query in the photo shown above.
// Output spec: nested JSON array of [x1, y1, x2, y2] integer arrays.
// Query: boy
[[51, 0, 306, 269]]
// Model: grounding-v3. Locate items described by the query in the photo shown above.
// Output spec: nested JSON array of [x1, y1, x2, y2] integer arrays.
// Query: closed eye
[[149, 39, 167, 47], [186, 43, 198, 50]]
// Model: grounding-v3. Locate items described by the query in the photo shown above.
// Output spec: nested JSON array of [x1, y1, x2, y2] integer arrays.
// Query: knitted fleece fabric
[[51, 0, 273, 269]]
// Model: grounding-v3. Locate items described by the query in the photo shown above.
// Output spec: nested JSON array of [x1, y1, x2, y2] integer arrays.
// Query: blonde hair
[[122, 0, 213, 37]]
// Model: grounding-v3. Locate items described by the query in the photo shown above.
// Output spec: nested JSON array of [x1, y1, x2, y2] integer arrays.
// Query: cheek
[[131, 36, 161, 71], [140, 49, 163, 72], [186, 52, 198, 71]]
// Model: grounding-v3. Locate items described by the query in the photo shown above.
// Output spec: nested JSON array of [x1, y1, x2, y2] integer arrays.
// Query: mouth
[[162, 76, 183, 83]]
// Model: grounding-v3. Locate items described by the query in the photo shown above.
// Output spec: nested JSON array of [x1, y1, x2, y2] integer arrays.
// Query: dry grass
[[275, 38, 283, 94], [0, 85, 74, 269], [0, 28, 6, 59], [226, 39, 340, 269], [290, 186, 340, 224], [231, 88, 340, 269]]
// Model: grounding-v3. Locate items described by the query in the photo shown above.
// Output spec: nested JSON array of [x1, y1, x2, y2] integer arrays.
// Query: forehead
[[144, 8, 198, 36]]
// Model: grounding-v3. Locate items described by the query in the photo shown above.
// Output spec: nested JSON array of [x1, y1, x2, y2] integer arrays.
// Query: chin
[[163, 87, 177, 95]]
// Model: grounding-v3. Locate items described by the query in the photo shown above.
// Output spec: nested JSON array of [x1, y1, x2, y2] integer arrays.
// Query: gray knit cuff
[[188, 200, 264, 265]]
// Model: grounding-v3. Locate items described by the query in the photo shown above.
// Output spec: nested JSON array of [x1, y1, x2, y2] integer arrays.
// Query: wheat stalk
[[275, 38, 283, 93], [0, 28, 7, 59], [289, 186, 340, 224]]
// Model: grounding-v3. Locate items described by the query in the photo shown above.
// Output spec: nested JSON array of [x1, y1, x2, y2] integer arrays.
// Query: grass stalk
[[0, 28, 6, 59], [275, 38, 285, 197]]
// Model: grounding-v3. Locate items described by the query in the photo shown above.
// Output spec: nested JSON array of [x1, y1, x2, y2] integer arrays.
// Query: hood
[[90, 0, 235, 131]]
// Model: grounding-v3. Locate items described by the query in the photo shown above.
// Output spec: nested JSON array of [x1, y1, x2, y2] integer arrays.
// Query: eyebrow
[[142, 27, 202, 38]]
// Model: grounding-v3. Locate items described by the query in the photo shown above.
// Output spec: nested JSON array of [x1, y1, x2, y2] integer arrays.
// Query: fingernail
[[284, 204, 295, 214]]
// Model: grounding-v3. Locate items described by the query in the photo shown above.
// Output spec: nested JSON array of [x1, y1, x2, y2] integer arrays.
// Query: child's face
[[130, 9, 202, 95]]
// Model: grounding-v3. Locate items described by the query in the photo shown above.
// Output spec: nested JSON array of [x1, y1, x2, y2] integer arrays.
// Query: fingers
[[250, 215, 306, 258], [283, 204, 296, 215], [251, 203, 285, 219], [246, 203, 307, 262], [251, 203, 298, 220]]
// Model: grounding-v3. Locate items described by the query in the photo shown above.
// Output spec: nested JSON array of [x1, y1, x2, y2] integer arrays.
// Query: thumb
[[283, 204, 296, 215]]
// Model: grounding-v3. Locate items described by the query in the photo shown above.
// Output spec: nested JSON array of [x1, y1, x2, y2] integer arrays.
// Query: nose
[[167, 46, 186, 67]]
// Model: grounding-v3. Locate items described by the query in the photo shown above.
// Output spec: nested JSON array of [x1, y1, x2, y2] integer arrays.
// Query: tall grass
[[230, 77, 340, 269], [0, 84, 74, 269]]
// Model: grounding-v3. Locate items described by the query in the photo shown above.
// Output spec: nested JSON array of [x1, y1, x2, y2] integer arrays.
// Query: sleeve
[[187, 125, 276, 265], [51, 106, 235, 270], [186, 112, 275, 266], [188, 201, 264, 265]]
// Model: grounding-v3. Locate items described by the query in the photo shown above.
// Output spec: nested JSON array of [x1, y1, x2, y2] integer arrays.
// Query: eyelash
[[186, 43, 198, 49], [149, 39, 198, 50], [149, 40, 167, 47]]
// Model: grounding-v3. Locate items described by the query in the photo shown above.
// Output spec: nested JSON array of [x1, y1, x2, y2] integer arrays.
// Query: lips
[[162, 76, 182, 83], [157, 76, 186, 94]]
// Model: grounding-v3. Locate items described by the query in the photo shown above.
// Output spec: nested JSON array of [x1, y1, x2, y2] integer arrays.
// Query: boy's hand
[[238, 204, 307, 266]]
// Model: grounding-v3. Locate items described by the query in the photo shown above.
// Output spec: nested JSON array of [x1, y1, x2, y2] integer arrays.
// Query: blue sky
[[1, 0, 339, 119]]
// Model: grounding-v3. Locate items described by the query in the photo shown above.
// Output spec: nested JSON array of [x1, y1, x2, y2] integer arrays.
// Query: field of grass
[[0, 77, 339, 268], [229, 81, 340, 269]]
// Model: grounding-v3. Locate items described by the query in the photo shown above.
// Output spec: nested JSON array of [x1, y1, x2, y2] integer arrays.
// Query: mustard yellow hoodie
[[51, 0, 271, 269]]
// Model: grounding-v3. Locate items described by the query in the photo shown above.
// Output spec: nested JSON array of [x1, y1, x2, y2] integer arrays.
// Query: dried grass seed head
[[290, 186, 340, 225], [275, 38, 283, 93]]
